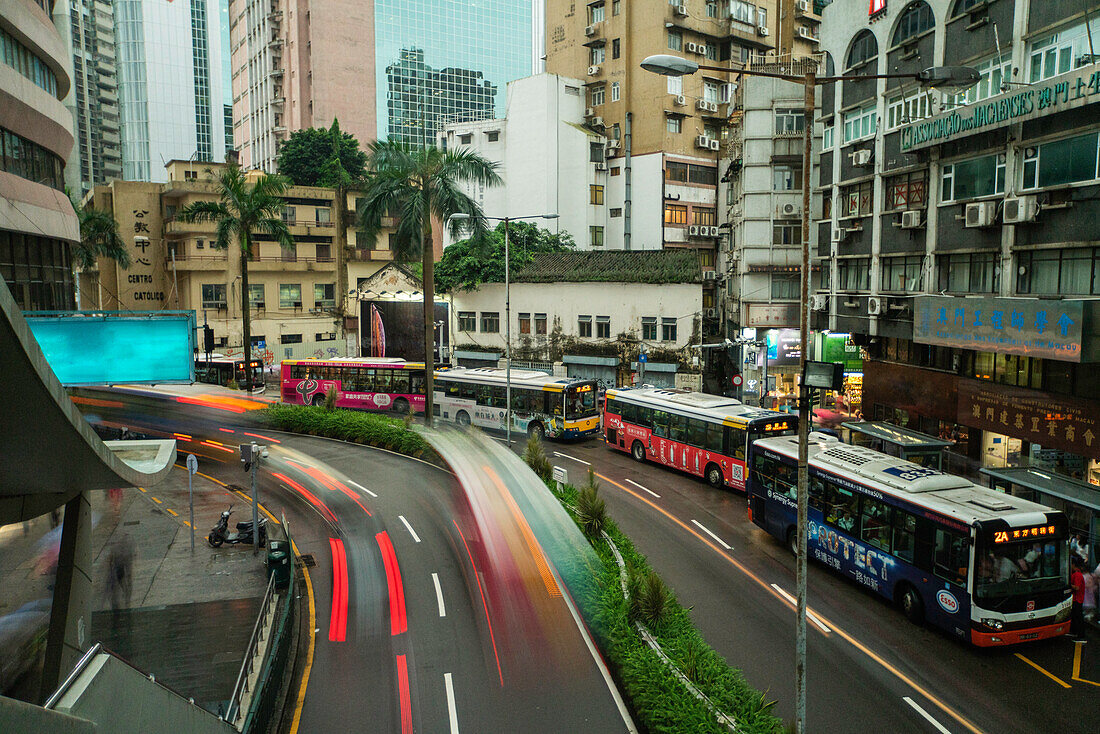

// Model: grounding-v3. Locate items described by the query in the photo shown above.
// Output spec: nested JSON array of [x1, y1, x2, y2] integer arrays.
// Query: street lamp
[[642, 53, 977, 734], [448, 212, 559, 447]]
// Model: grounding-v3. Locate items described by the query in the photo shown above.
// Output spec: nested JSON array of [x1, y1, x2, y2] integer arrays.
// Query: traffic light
[[240, 443, 254, 473], [203, 325, 215, 353]]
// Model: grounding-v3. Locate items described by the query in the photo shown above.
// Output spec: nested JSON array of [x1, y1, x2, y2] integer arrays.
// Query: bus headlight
[[1055, 605, 1071, 623], [981, 618, 1004, 631]]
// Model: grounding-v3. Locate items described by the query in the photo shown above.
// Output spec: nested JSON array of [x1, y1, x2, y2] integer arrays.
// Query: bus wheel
[[705, 463, 724, 489], [393, 397, 409, 415], [456, 410, 471, 427], [787, 528, 798, 556], [631, 441, 646, 462], [310, 394, 324, 407], [899, 585, 924, 625], [528, 422, 545, 441]]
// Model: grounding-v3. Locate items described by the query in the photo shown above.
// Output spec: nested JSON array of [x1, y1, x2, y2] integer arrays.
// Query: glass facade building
[[374, 0, 532, 144]]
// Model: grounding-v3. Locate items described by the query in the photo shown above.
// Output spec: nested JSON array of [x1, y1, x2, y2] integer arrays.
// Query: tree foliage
[[276, 119, 367, 187], [69, 189, 130, 271], [434, 221, 575, 293]]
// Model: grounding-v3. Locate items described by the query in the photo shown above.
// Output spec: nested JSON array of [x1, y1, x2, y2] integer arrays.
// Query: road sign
[[638, 353, 648, 363], [552, 466, 568, 484], [731, 374, 743, 387], [185, 453, 198, 475]]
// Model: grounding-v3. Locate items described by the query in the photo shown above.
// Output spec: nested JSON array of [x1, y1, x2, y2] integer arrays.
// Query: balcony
[[350, 247, 392, 262], [165, 254, 229, 271], [246, 255, 337, 272]]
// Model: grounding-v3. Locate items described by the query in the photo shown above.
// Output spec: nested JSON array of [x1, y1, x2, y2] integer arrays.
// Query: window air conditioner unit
[[606, 139, 621, 150], [686, 42, 699, 54], [703, 272, 717, 282], [709, 139, 720, 150], [965, 201, 997, 228], [797, 0, 811, 12], [798, 27, 818, 42], [675, 94, 687, 106], [585, 106, 595, 117], [696, 98, 710, 111], [867, 296, 883, 316], [831, 226, 845, 243], [811, 294, 828, 312], [779, 202, 801, 218], [900, 210, 923, 229], [1003, 195, 1039, 224], [674, 3, 688, 16], [851, 149, 872, 166], [585, 25, 597, 37], [687, 225, 700, 236], [696, 134, 711, 148], [588, 65, 601, 75], [595, 163, 607, 172], [590, 116, 605, 127], [758, 25, 770, 36], [704, 308, 718, 318]]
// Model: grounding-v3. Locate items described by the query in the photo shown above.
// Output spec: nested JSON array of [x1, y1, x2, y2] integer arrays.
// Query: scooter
[[207, 506, 267, 548]]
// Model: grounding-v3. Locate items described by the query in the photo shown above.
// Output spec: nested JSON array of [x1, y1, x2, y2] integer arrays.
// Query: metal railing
[[225, 572, 278, 725]]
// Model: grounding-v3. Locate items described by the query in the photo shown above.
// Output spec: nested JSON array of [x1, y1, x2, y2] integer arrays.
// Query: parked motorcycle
[[207, 506, 267, 548]]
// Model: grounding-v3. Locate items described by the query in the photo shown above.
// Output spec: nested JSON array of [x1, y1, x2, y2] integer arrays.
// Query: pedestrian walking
[[1070, 557, 1087, 640], [106, 534, 134, 611], [1084, 565, 1097, 624]]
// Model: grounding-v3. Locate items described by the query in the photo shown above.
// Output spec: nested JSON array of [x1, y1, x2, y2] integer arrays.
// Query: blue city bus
[[748, 434, 1072, 646]]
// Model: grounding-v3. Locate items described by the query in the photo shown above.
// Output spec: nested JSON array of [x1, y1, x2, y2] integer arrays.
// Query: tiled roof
[[500, 250, 702, 284]]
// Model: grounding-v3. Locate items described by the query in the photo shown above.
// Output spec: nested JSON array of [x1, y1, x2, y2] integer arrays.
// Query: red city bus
[[280, 358, 426, 413], [602, 387, 796, 491]]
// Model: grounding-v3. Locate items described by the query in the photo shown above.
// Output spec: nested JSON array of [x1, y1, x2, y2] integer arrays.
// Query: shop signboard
[[821, 333, 862, 372], [746, 303, 799, 328], [900, 66, 1100, 153], [957, 380, 1100, 460], [766, 328, 802, 365], [913, 296, 1084, 362]]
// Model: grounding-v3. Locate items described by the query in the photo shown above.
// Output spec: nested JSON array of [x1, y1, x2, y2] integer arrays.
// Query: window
[[881, 255, 923, 292], [775, 108, 805, 135], [610, 207, 623, 217], [1021, 132, 1100, 191], [314, 283, 335, 308], [589, 2, 605, 24], [773, 222, 801, 245], [590, 85, 605, 106], [590, 184, 605, 205], [519, 312, 532, 334], [642, 317, 658, 341], [316, 243, 331, 261], [757, 7, 768, 28], [689, 164, 718, 185], [458, 311, 476, 331], [316, 207, 331, 224], [661, 317, 677, 341], [933, 528, 968, 587], [771, 273, 799, 300], [664, 203, 688, 225], [590, 142, 605, 163], [940, 154, 1005, 202], [822, 121, 834, 150], [279, 283, 302, 309], [706, 0, 718, 18], [481, 312, 500, 333], [704, 43, 718, 61], [703, 81, 720, 104], [837, 258, 871, 290], [891, 510, 918, 563], [1017, 247, 1100, 295], [201, 283, 227, 308], [773, 165, 802, 190], [846, 30, 878, 69], [666, 116, 683, 134], [578, 315, 593, 337], [667, 75, 683, 95], [666, 162, 688, 182], [596, 316, 611, 338], [858, 496, 891, 551], [534, 313, 547, 335], [612, 38, 620, 59], [840, 180, 874, 217], [886, 90, 932, 130], [248, 284, 265, 308], [668, 29, 682, 51], [611, 82, 620, 102], [1028, 20, 1099, 83], [316, 332, 336, 342], [885, 170, 928, 210], [891, 2, 934, 46], [936, 252, 999, 293], [945, 53, 1011, 108], [843, 103, 877, 143], [613, 0, 620, 15], [280, 333, 303, 344], [196, 239, 205, 249], [487, 131, 500, 142], [589, 226, 605, 247], [692, 207, 716, 226], [729, 0, 756, 24], [590, 45, 606, 65]]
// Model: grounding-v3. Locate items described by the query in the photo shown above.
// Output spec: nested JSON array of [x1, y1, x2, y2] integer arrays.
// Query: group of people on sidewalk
[[1069, 534, 1098, 640]]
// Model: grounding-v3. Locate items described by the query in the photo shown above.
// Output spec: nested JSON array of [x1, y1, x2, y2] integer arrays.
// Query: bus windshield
[[975, 536, 1068, 602], [565, 384, 598, 419]]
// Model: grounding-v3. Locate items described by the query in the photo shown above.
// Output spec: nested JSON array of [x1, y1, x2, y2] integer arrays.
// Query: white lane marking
[[903, 696, 951, 734], [625, 478, 660, 498], [398, 515, 421, 543], [552, 451, 591, 466], [691, 519, 732, 551], [769, 583, 832, 634], [347, 479, 378, 498], [432, 573, 447, 617], [444, 673, 460, 734]]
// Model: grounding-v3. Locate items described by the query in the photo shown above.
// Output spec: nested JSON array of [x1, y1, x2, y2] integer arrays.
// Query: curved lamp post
[[449, 212, 559, 446], [641, 53, 978, 734]]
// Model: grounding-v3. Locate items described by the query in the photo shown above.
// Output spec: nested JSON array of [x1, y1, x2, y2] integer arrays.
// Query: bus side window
[[724, 427, 746, 460], [669, 414, 687, 442], [891, 510, 917, 563], [652, 410, 669, 438], [859, 496, 890, 551], [824, 481, 858, 533], [809, 476, 825, 511], [410, 370, 425, 394], [705, 423, 723, 453], [460, 384, 476, 401], [686, 418, 707, 448], [392, 371, 409, 394], [605, 398, 619, 416], [623, 402, 638, 424], [753, 453, 774, 492], [933, 528, 968, 587]]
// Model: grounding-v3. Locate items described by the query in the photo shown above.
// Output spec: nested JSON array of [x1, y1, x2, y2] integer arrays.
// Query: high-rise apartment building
[[56, 0, 122, 195], [114, 0, 231, 182], [1, 0, 79, 311]]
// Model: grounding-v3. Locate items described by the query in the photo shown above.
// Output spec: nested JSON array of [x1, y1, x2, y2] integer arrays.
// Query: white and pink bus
[[603, 387, 796, 491], [280, 358, 426, 413]]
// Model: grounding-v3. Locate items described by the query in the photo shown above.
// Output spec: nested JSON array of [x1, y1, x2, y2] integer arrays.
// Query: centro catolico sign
[[900, 66, 1100, 152]]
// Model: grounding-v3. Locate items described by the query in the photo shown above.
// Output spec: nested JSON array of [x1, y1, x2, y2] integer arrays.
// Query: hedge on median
[[262, 403, 438, 462]]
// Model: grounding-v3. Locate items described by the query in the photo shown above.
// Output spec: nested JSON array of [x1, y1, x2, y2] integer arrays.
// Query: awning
[[563, 355, 618, 366], [631, 361, 677, 373], [841, 420, 954, 450], [980, 467, 1100, 514]]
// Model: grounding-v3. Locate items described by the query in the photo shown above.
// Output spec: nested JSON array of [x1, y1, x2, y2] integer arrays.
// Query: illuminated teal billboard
[[25, 311, 196, 385]]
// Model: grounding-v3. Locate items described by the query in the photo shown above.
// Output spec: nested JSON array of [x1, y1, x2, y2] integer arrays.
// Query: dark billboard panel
[[361, 300, 449, 362]]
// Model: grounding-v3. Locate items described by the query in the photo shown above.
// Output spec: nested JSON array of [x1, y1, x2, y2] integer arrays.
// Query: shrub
[[261, 404, 437, 461], [629, 568, 673, 629], [402, 401, 416, 428], [522, 434, 552, 480], [322, 385, 338, 411], [575, 483, 607, 539]]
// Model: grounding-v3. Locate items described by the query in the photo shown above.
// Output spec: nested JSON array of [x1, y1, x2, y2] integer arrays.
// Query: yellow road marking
[[1014, 653, 1071, 689], [165, 508, 178, 516], [595, 470, 986, 734], [183, 520, 192, 528], [138, 487, 147, 493], [1072, 640, 1100, 687], [289, 537, 316, 734], [151, 497, 163, 504]]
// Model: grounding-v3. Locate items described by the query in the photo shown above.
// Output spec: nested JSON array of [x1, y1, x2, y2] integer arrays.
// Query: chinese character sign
[[914, 296, 1084, 362]]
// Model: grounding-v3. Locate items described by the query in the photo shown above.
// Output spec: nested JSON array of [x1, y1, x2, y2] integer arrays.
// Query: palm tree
[[357, 141, 501, 426], [70, 190, 131, 271], [179, 165, 293, 394]]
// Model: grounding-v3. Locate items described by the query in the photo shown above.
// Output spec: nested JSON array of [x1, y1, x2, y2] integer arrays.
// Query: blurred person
[[1070, 557, 1086, 640], [106, 534, 134, 611], [1083, 564, 1097, 623]]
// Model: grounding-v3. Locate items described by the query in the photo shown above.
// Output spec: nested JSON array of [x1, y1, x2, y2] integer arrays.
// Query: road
[[70, 388, 633, 733], [520, 436, 1100, 734]]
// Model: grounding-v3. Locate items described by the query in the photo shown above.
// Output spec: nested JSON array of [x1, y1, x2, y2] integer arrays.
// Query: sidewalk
[[0, 463, 270, 715]]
